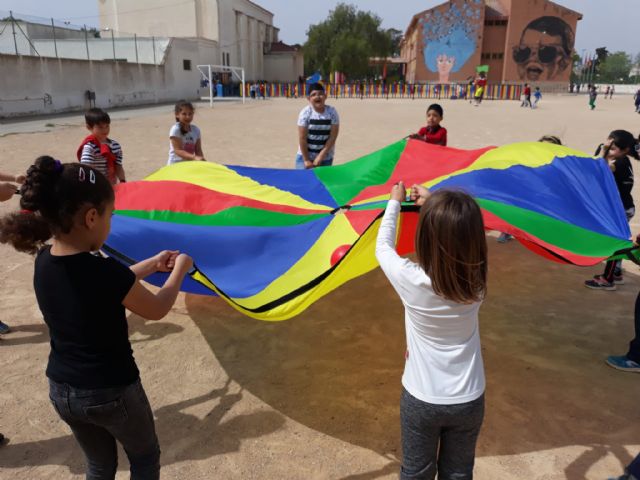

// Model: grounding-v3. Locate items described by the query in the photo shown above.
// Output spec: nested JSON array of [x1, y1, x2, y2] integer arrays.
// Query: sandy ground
[[1, 94, 639, 480]]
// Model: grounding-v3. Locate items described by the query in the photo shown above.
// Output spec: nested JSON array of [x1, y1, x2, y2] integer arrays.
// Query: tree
[[387, 28, 403, 57], [597, 51, 633, 83], [304, 3, 392, 79]]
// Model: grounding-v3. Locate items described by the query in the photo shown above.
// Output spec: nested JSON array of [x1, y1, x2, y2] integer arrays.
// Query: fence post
[[84, 24, 90, 61], [134, 33, 139, 64], [51, 18, 58, 58], [10, 11, 18, 55], [110, 29, 115, 61], [152, 36, 156, 64]]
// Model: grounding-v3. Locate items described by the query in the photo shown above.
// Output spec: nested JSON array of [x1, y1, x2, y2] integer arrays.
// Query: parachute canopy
[[106, 140, 634, 321]]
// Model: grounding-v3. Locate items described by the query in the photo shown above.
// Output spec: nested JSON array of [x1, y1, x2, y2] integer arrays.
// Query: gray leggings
[[400, 388, 485, 480]]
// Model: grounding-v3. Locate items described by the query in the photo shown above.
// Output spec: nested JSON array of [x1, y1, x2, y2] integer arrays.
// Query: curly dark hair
[[0, 156, 114, 254]]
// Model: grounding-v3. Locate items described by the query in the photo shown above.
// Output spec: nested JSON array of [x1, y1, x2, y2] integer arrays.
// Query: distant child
[[533, 87, 542, 108], [296, 83, 340, 169], [585, 130, 639, 290], [0, 170, 25, 335], [77, 108, 126, 185], [0, 157, 193, 479], [168, 100, 205, 165], [377, 183, 487, 480], [474, 73, 487, 106], [634, 88, 640, 113], [413, 103, 447, 146], [521, 83, 531, 108], [589, 86, 598, 110]]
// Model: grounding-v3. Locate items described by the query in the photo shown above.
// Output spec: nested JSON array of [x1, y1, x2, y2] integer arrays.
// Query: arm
[[0, 172, 24, 183], [129, 250, 179, 281], [195, 138, 204, 160], [375, 183, 415, 295], [115, 164, 126, 183], [123, 253, 193, 321], [170, 137, 201, 161], [314, 124, 340, 166], [297, 126, 313, 169], [0, 183, 17, 202]]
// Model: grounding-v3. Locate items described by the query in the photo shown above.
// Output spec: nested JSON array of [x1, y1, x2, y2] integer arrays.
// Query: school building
[[97, 0, 303, 82], [401, 0, 582, 86]]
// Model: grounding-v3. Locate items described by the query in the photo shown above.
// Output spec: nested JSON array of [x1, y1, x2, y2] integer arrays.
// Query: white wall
[[264, 51, 303, 82], [0, 37, 219, 118]]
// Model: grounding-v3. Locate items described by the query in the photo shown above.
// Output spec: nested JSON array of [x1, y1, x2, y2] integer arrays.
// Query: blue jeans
[[49, 378, 160, 480], [295, 153, 333, 169]]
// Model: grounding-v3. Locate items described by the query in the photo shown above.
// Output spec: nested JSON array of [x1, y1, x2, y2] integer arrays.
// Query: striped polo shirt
[[297, 104, 340, 161], [80, 139, 123, 183]]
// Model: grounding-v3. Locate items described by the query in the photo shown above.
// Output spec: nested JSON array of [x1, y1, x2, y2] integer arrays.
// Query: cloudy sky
[[0, 0, 638, 56]]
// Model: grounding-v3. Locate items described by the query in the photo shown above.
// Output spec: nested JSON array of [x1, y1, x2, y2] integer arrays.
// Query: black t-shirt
[[612, 156, 634, 211], [34, 246, 138, 388]]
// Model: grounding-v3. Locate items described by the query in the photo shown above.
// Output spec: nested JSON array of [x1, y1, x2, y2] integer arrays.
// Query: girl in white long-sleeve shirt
[[375, 182, 487, 480]]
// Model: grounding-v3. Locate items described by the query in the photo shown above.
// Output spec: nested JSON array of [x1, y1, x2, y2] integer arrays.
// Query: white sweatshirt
[[375, 200, 485, 405]]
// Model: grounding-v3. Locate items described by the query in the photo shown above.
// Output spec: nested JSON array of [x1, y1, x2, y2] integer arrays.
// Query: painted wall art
[[512, 16, 574, 81], [421, 0, 482, 83]]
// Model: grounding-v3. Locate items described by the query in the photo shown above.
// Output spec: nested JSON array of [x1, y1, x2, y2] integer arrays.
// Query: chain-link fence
[[0, 10, 169, 65]]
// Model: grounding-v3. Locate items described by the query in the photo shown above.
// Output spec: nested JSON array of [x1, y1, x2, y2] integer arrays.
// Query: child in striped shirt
[[77, 108, 126, 185]]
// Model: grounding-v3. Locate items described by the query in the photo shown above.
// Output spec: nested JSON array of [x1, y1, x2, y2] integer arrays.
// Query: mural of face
[[513, 16, 573, 81], [437, 54, 456, 83]]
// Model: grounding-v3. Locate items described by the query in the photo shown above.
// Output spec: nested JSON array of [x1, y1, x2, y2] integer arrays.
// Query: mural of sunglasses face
[[512, 45, 564, 64]]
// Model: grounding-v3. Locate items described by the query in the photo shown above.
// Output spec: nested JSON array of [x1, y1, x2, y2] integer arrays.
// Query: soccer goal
[[197, 64, 246, 106]]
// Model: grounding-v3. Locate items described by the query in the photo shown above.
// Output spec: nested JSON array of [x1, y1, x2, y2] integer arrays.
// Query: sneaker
[[614, 274, 625, 285], [605, 355, 640, 373], [0, 321, 10, 335], [584, 275, 616, 291], [497, 233, 514, 243]]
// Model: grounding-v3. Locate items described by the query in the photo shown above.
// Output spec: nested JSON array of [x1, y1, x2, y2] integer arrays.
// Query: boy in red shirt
[[413, 103, 447, 146]]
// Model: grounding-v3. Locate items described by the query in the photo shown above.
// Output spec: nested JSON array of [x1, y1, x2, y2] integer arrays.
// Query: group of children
[[520, 83, 543, 109], [1, 88, 640, 480]]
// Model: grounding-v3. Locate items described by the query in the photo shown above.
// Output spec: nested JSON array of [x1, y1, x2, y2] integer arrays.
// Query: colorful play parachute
[[105, 139, 636, 321]]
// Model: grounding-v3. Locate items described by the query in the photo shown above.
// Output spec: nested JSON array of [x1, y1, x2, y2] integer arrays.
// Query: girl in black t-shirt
[[585, 130, 639, 291], [0, 157, 193, 480]]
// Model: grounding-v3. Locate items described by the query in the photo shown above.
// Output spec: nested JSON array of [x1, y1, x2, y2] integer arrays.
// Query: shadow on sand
[[183, 241, 640, 478]]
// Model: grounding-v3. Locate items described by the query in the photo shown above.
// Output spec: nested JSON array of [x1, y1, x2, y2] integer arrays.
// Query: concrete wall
[[0, 37, 219, 118], [264, 51, 303, 82]]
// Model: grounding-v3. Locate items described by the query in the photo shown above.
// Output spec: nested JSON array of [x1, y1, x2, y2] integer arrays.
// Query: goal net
[[197, 64, 246, 106]]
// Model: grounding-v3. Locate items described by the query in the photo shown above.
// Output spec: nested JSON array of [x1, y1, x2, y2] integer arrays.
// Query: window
[[183, 59, 192, 71], [485, 20, 494, 26], [226, 52, 230, 66]]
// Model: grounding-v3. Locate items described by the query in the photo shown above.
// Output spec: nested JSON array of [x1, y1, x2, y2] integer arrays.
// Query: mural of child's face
[[513, 29, 568, 81], [437, 54, 456, 81]]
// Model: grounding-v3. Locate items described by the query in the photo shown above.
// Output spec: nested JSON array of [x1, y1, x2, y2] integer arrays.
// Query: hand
[[154, 250, 179, 272], [410, 184, 431, 206], [0, 182, 16, 202], [390, 181, 406, 202], [304, 160, 314, 169], [194, 156, 205, 161], [174, 253, 194, 273], [14, 174, 26, 184], [313, 154, 326, 167]]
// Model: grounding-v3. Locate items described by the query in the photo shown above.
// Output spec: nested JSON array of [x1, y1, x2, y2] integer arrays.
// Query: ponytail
[[0, 156, 114, 254]]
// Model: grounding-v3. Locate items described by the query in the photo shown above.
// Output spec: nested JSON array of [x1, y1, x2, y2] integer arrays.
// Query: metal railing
[[0, 10, 168, 65]]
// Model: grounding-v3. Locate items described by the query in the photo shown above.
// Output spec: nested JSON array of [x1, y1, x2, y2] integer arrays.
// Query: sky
[[0, 0, 638, 56]]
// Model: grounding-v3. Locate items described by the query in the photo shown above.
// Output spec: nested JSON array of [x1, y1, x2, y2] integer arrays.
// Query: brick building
[[401, 0, 582, 85]]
